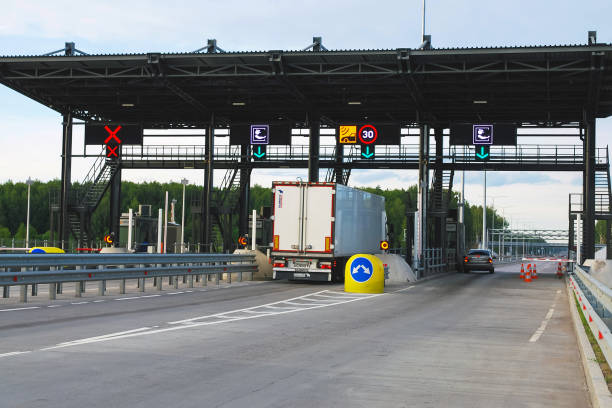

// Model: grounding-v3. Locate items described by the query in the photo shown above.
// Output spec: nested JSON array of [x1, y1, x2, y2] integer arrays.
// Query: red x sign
[[106, 145, 118, 157], [104, 125, 122, 144]]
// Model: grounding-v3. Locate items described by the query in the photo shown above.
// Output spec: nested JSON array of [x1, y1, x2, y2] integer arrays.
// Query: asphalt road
[[0, 263, 589, 407]]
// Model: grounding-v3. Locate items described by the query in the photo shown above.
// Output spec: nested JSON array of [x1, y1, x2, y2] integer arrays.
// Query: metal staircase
[[69, 151, 119, 244], [213, 167, 250, 251], [430, 170, 454, 215], [325, 145, 353, 184], [595, 150, 612, 214]]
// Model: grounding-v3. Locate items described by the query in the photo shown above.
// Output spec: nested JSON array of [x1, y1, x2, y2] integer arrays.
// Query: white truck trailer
[[271, 181, 387, 282]]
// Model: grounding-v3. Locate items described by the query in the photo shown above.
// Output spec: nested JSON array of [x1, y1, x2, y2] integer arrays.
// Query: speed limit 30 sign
[[358, 125, 378, 144]]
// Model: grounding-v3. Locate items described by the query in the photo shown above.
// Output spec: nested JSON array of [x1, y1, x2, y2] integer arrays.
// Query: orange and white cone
[[520, 264, 525, 280], [533, 263, 538, 280], [556, 262, 563, 278], [525, 265, 532, 283]]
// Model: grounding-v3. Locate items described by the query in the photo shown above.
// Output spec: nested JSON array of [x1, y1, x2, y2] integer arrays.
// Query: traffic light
[[475, 145, 490, 161], [103, 233, 115, 245]]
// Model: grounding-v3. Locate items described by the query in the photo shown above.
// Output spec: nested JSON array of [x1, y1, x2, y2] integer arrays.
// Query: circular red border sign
[[358, 124, 378, 144]]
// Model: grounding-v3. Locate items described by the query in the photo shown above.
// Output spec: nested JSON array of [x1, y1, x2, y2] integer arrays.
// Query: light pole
[[181, 178, 188, 253], [482, 170, 487, 249], [26, 178, 33, 248]]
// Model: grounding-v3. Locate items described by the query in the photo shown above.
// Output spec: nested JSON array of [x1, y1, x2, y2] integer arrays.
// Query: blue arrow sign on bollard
[[350, 257, 374, 283]]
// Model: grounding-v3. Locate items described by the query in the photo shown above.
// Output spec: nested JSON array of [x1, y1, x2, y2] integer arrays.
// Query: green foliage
[[0, 180, 510, 250], [596, 220, 608, 244]]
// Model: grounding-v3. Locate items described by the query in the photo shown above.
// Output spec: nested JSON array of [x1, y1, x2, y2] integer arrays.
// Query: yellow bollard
[[345, 254, 384, 294]]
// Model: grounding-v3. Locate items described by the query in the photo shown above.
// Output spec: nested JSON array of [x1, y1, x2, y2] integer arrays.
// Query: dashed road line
[[392, 286, 415, 293], [0, 306, 40, 312], [0, 351, 31, 358], [529, 290, 562, 343]]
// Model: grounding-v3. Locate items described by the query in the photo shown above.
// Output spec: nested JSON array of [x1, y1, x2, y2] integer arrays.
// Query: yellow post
[[345, 254, 384, 294]]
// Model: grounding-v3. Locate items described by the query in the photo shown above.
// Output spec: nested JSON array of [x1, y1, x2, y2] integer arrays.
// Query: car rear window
[[468, 250, 490, 256]]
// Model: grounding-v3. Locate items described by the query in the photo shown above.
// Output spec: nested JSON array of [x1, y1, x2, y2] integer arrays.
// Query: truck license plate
[[295, 267, 309, 273], [294, 272, 310, 278]]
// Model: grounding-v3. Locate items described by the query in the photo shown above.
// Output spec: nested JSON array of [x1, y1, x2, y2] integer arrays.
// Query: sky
[[0, 0, 611, 230]]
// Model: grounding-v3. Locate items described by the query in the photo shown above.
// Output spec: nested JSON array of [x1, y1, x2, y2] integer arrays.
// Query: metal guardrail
[[569, 266, 612, 367], [0, 253, 257, 302]]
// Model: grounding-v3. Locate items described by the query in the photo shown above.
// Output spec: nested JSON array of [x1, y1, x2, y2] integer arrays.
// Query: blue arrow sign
[[361, 145, 374, 159], [253, 146, 265, 158], [476, 146, 489, 159], [350, 257, 373, 283]]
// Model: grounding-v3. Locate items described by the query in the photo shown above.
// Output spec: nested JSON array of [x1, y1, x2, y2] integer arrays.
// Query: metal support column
[[308, 116, 320, 183], [334, 143, 344, 184], [238, 144, 251, 238], [584, 114, 596, 259], [417, 124, 430, 275], [569, 214, 575, 260], [607, 221, 612, 260], [59, 112, 73, 248], [109, 166, 121, 244], [201, 114, 215, 251], [434, 128, 444, 249]]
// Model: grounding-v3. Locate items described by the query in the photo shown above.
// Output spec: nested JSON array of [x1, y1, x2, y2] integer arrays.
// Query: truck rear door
[[272, 184, 302, 252], [303, 184, 334, 253]]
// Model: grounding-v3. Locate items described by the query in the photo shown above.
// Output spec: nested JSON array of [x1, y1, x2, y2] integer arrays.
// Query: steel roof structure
[[1, 41, 611, 130], [1, 35, 610, 262]]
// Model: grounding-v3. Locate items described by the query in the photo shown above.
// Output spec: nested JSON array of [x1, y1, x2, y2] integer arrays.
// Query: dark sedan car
[[463, 249, 494, 273]]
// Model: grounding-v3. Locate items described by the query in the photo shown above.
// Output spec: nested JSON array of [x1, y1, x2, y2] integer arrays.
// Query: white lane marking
[[185, 290, 194, 293], [311, 293, 353, 299], [48, 305, 62, 308], [529, 291, 562, 343], [0, 351, 31, 358], [261, 305, 299, 310], [140, 295, 161, 298], [0, 306, 40, 312], [0, 289, 381, 355], [71, 301, 89, 305], [168, 290, 381, 325], [167, 292, 184, 295], [115, 297, 140, 301], [40, 327, 153, 350], [243, 310, 274, 315], [93, 300, 105, 303], [392, 286, 415, 293]]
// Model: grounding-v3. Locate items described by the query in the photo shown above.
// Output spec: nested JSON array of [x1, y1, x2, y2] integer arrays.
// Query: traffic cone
[[556, 262, 563, 278], [525, 265, 532, 283], [520, 264, 525, 280], [533, 263, 538, 280]]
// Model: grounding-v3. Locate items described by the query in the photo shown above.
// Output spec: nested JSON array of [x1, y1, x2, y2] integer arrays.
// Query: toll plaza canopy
[[1, 41, 611, 132]]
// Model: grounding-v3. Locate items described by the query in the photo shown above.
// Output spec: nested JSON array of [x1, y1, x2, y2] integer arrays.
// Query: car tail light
[[273, 262, 285, 267], [488, 258, 493, 263], [320, 263, 332, 269], [464, 256, 468, 263]]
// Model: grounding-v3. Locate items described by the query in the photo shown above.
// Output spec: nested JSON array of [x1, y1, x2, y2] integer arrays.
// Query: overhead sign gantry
[[0, 34, 611, 260]]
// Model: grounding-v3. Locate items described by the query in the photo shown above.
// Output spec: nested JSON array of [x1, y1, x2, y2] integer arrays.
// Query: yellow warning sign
[[339, 125, 357, 144]]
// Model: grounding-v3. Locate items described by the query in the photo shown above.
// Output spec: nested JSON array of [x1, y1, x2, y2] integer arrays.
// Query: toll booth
[[119, 205, 182, 252]]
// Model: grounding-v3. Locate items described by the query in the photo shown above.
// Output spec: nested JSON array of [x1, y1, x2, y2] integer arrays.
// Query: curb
[[567, 279, 612, 408]]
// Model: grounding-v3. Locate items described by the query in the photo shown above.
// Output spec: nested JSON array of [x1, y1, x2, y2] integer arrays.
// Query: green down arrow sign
[[475, 146, 490, 161], [361, 145, 374, 159]]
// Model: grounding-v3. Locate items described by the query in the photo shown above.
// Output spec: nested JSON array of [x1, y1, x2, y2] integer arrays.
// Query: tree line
[[0, 179, 515, 250]]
